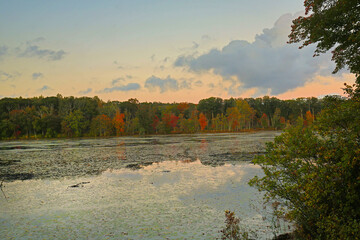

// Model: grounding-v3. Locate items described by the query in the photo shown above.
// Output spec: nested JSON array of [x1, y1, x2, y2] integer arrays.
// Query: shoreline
[[0, 128, 282, 142]]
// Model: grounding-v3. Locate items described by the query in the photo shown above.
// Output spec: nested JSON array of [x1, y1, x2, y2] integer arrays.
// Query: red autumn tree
[[177, 102, 189, 114], [198, 112, 208, 131], [152, 115, 160, 132], [113, 111, 125, 135], [169, 114, 179, 131]]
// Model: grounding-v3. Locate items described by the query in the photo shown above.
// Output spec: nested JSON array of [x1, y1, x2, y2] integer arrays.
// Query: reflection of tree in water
[[0, 132, 275, 181], [116, 141, 126, 160], [200, 139, 208, 152]]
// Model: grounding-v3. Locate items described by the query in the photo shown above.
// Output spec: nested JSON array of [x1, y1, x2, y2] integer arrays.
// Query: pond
[[0, 131, 284, 239]]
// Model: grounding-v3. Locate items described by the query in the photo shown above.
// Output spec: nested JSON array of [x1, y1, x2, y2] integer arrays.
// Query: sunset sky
[[0, 0, 355, 103]]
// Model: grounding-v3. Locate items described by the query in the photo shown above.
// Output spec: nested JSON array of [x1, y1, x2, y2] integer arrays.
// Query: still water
[[0, 131, 282, 239]]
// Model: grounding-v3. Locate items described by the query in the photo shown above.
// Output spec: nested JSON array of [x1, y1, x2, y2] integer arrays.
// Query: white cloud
[[175, 13, 336, 95]]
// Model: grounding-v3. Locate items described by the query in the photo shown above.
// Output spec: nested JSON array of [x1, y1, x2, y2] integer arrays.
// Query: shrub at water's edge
[[249, 84, 360, 239]]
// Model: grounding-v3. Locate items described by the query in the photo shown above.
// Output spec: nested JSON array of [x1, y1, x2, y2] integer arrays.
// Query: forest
[[0, 94, 337, 139]]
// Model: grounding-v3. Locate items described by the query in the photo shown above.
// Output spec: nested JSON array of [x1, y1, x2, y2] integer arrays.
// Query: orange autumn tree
[[280, 116, 286, 128], [113, 111, 125, 136], [198, 112, 207, 131], [304, 110, 314, 126]]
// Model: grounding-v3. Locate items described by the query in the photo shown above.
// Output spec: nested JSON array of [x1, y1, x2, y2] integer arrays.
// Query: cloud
[[0, 46, 8, 58], [0, 38, 66, 62], [208, 83, 215, 89], [194, 80, 203, 87], [116, 65, 139, 70], [0, 71, 14, 81], [78, 88, 92, 95], [19, 44, 66, 61], [201, 35, 211, 41], [112, 75, 133, 86], [112, 77, 125, 86], [32, 72, 43, 80], [174, 13, 335, 95], [0, 71, 20, 82], [180, 42, 200, 52], [192, 41, 199, 49], [39, 85, 51, 92], [150, 54, 155, 62], [100, 83, 141, 93], [144, 75, 191, 93], [174, 54, 196, 67], [26, 37, 46, 45]]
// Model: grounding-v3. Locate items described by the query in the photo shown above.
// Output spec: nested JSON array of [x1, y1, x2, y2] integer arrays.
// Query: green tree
[[288, 0, 360, 82], [0, 119, 13, 139], [226, 107, 240, 131], [61, 110, 87, 137], [235, 99, 255, 129], [197, 97, 223, 120], [272, 108, 281, 130], [8, 109, 27, 138], [137, 104, 156, 134], [259, 113, 269, 129], [126, 117, 140, 135]]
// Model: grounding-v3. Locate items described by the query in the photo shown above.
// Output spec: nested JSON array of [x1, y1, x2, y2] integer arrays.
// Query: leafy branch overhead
[[288, 0, 360, 81]]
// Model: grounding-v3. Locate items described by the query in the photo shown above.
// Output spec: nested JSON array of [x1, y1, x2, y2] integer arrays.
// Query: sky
[[0, 0, 355, 103]]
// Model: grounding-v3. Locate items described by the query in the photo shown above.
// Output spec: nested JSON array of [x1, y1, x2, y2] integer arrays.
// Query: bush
[[220, 210, 257, 240], [249, 86, 360, 239]]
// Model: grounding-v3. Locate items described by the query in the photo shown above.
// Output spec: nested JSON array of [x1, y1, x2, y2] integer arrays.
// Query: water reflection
[[0, 131, 279, 181], [115, 141, 126, 160], [200, 139, 208, 152], [1, 159, 270, 239]]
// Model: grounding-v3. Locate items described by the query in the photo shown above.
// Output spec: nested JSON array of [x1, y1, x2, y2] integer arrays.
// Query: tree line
[[0, 94, 337, 139]]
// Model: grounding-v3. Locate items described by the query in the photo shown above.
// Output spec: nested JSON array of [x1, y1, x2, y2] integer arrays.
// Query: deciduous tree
[[288, 0, 360, 82], [198, 112, 208, 131], [113, 111, 125, 136]]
